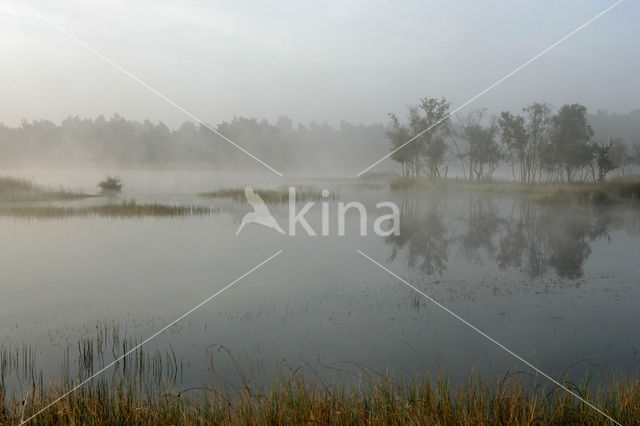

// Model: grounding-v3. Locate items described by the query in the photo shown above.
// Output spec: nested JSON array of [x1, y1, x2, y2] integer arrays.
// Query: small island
[[98, 176, 123, 193]]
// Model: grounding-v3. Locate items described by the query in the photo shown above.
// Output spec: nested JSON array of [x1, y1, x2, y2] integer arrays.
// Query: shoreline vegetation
[[0, 177, 219, 218], [2, 373, 638, 424], [0, 176, 89, 202], [0, 200, 218, 219], [387, 176, 640, 204], [3, 174, 640, 210], [199, 186, 337, 203], [384, 99, 640, 188], [2, 324, 638, 425]]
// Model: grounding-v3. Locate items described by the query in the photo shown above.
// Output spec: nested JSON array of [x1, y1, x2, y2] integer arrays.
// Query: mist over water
[[1, 109, 639, 178], [1, 170, 640, 397], [2, 2, 640, 422]]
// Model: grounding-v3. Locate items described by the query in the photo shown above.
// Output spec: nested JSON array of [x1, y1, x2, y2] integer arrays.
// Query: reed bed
[[532, 180, 640, 204], [0, 199, 218, 219], [390, 176, 640, 205], [1, 322, 182, 410], [199, 186, 337, 203], [1, 371, 639, 425], [0, 176, 87, 202], [2, 325, 639, 425]]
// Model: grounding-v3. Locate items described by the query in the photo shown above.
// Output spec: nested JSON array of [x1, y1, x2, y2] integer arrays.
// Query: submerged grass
[[0, 199, 218, 219], [0, 176, 88, 202], [2, 372, 639, 425], [199, 186, 336, 203]]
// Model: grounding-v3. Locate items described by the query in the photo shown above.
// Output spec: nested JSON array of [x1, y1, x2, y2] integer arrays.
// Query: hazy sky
[[1, 0, 638, 128]]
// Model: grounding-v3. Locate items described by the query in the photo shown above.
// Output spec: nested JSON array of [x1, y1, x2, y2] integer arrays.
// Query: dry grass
[[390, 177, 536, 194], [358, 171, 401, 181], [531, 180, 640, 205], [390, 177, 640, 205], [0, 199, 218, 219], [0, 176, 87, 202], [1, 329, 637, 425], [199, 186, 336, 204], [2, 373, 639, 425]]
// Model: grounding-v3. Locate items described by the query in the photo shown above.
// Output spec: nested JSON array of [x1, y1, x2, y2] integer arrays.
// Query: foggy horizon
[[3, 2, 640, 424], [4, 105, 640, 131], [1, 1, 639, 129]]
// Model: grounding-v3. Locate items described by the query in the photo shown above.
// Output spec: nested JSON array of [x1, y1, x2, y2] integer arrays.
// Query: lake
[[1, 169, 639, 398]]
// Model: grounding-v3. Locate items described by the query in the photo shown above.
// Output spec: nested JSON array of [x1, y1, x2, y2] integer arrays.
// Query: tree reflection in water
[[384, 194, 620, 280], [386, 196, 450, 276]]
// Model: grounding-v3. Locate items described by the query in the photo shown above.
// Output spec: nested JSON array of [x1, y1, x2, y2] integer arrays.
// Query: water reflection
[[386, 198, 450, 275], [385, 195, 622, 280]]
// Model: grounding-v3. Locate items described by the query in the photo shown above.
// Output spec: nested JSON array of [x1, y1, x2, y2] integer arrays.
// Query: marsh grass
[[2, 328, 639, 425], [2, 369, 639, 425], [391, 176, 640, 205], [0, 176, 88, 202], [531, 180, 640, 204], [0, 199, 218, 219], [199, 186, 337, 204], [1, 323, 182, 404], [358, 171, 401, 181], [390, 177, 539, 194], [346, 181, 387, 190]]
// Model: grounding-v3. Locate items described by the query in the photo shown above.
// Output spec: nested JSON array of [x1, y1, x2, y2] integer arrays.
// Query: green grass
[[199, 186, 337, 203], [0, 199, 219, 219], [0, 176, 88, 202]]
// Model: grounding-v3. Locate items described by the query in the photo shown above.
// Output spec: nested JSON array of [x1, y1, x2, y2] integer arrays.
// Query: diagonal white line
[[356, 249, 621, 426], [356, 0, 626, 177], [21, 249, 284, 425], [15, 0, 284, 177]]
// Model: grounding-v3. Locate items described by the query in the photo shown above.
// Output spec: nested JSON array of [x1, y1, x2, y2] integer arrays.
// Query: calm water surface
[[1, 170, 639, 396]]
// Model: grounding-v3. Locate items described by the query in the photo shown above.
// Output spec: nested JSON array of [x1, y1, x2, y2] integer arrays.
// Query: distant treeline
[[1, 106, 639, 179], [0, 115, 387, 174], [387, 100, 640, 183]]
